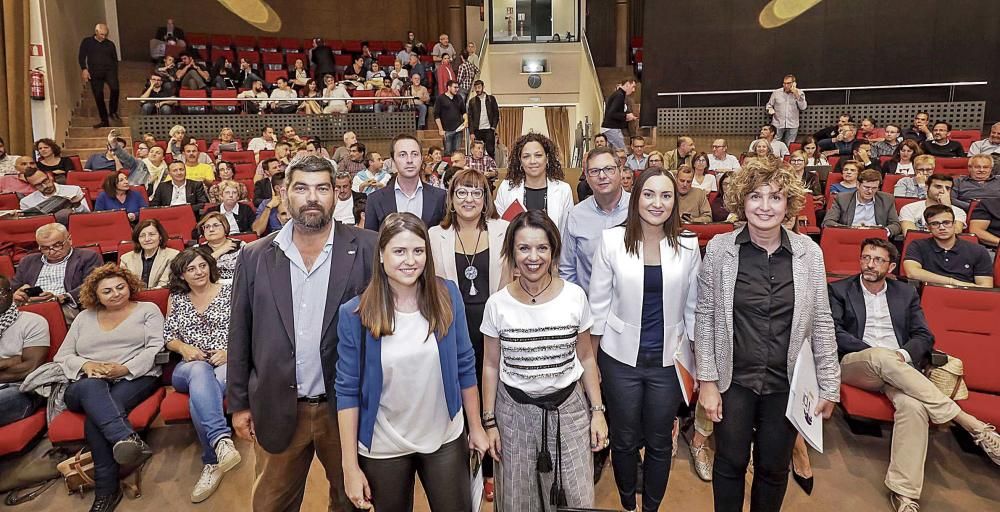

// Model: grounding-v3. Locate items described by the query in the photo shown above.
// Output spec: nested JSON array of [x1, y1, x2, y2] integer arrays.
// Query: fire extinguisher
[[30, 68, 45, 100]]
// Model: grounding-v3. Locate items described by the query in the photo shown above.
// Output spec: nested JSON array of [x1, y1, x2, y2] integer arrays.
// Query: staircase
[[63, 61, 151, 161], [595, 66, 650, 143]]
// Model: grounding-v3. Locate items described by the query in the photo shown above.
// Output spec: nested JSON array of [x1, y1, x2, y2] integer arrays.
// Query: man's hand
[[233, 410, 256, 441], [938, 189, 952, 206], [31, 291, 56, 303], [626, 113, 638, 122], [266, 195, 282, 209], [82, 69, 91, 82], [12, 288, 29, 304]]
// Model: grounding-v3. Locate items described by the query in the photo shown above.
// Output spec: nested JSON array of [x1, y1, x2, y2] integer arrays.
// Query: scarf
[[0, 304, 20, 339]]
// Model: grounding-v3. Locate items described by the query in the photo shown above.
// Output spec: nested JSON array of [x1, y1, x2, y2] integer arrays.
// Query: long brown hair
[[358, 212, 453, 339], [440, 169, 498, 230], [505, 133, 564, 187], [623, 168, 681, 257]]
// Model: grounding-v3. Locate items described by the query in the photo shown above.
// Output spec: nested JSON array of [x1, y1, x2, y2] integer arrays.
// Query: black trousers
[[89, 69, 120, 122], [356, 436, 471, 512], [712, 384, 797, 512], [473, 128, 496, 158], [599, 350, 682, 511]]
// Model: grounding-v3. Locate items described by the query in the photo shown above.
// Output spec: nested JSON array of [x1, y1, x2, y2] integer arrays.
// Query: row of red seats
[[187, 34, 403, 55]]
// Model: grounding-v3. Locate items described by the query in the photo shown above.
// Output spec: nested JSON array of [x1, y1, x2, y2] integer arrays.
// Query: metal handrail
[[125, 95, 416, 102]]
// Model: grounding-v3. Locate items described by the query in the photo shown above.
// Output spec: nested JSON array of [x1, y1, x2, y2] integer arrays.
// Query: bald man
[[79, 23, 120, 128], [0, 156, 36, 195]]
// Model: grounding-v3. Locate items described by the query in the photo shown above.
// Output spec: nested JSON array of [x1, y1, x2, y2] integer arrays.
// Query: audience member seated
[[812, 112, 852, 142], [322, 80, 353, 114], [340, 143, 368, 176], [645, 150, 664, 169], [352, 153, 390, 195], [834, 139, 880, 173], [94, 171, 147, 221], [745, 138, 781, 167], [120, 219, 179, 289], [857, 117, 885, 143], [802, 137, 829, 166], [303, 139, 338, 170], [84, 140, 124, 172], [297, 79, 324, 114], [405, 31, 428, 55], [54, 264, 164, 512], [968, 197, 1000, 249], [624, 136, 648, 172], [710, 173, 732, 222], [280, 126, 307, 152], [0, 156, 38, 195], [902, 111, 932, 144], [151, 18, 185, 60], [211, 180, 255, 235], [882, 139, 921, 176], [196, 213, 244, 285], [121, 144, 167, 192], [182, 144, 216, 183], [898, 174, 965, 234], [828, 238, 1000, 512], [235, 58, 263, 89], [902, 204, 993, 287], [748, 124, 790, 158], [166, 125, 188, 158], [150, 161, 209, 215], [707, 138, 741, 172], [893, 155, 936, 199], [11, 223, 102, 323], [389, 59, 408, 87], [208, 128, 243, 160], [252, 171, 289, 236], [431, 33, 457, 63], [21, 168, 91, 217], [871, 124, 902, 158], [950, 154, 1000, 210], [268, 77, 298, 114], [139, 73, 175, 115], [34, 138, 74, 184], [790, 150, 823, 208], [156, 55, 178, 87], [920, 122, 966, 158], [208, 162, 248, 204], [466, 140, 498, 185], [246, 126, 276, 153], [332, 171, 366, 225], [253, 158, 281, 207], [254, 142, 291, 180], [969, 121, 1000, 156], [343, 57, 365, 82], [289, 59, 309, 89], [620, 166, 634, 192], [407, 54, 427, 87], [163, 247, 240, 503], [0, 273, 49, 427], [829, 161, 862, 195], [823, 169, 901, 237], [675, 165, 712, 223], [691, 152, 717, 192], [819, 123, 859, 157], [664, 136, 696, 170], [396, 42, 415, 67], [405, 74, 430, 129], [176, 52, 210, 90], [374, 82, 400, 113], [237, 80, 269, 115]]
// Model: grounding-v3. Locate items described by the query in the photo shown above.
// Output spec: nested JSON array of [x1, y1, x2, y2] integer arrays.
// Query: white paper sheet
[[785, 341, 824, 453]]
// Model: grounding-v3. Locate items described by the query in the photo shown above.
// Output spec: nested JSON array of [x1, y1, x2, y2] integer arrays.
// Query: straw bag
[[926, 355, 968, 401]]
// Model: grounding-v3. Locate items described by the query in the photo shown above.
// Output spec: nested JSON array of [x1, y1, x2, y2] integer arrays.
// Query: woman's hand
[[208, 349, 227, 367], [468, 425, 490, 458], [814, 398, 835, 420], [590, 412, 609, 452], [486, 425, 503, 462], [81, 362, 106, 378], [102, 363, 130, 379], [177, 343, 207, 362], [343, 464, 373, 510], [699, 381, 723, 422]]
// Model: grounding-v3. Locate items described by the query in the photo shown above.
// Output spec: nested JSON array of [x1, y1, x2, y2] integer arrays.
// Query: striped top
[[481, 281, 592, 397]]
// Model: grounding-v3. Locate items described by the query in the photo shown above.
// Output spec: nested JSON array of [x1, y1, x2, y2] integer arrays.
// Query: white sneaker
[[191, 464, 224, 503], [214, 437, 242, 473], [971, 424, 1000, 466]]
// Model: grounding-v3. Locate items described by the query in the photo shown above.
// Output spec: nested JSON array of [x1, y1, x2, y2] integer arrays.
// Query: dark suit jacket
[[11, 249, 103, 304], [227, 222, 377, 453], [822, 190, 901, 237], [216, 203, 256, 233], [149, 180, 209, 214], [601, 88, 628, 129], [466, 93, 499, 129], [254, 179, 273, 209], [828, 275, 934, 368], [364, 183, 446, 231]]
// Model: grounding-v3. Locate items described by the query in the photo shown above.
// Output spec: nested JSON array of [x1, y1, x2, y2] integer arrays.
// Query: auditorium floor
[[23, 409, 1000, 511]]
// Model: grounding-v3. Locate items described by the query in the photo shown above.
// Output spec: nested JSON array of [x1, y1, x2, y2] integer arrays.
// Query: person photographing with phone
[[766, 74, 807, 147]]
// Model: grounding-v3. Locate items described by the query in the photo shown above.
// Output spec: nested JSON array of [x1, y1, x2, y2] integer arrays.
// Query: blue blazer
[[335, 279, 477, 451]]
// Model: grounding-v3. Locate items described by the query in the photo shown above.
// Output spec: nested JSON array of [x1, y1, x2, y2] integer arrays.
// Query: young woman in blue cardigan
[[336, 212, 490, 511]]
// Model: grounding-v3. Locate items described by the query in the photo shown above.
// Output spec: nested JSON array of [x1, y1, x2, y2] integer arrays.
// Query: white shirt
[[333, 194, 355, 224], [969, 138, 1000, 155], [708, 153, 741, 172], [859, 278, 910, 362], [893, 162, 914, 175], [480, 283, 591, 397], [477, 96, 491, 129], [367, 311, 464, 458], [269, 87, 297, 108], [899, 202, 966, 231], [220, 203, 240, 234], [246, 137, 275, 152], [170, 181, 187, 206], [692, 173, 718, 192], [19, 184, 90, 212]]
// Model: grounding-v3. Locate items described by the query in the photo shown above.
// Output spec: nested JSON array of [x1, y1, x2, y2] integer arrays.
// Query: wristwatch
[[589, 404, 606, 413]]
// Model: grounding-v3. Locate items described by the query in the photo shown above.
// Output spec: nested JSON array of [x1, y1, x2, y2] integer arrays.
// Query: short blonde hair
[[913, 154, 935, 168], [724, 159, 807, 223], [169, 125, 186, 138], [217, 179, 241, 194]]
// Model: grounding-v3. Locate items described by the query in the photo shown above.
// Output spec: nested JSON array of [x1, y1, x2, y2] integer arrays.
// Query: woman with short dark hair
[[94, 171, 148, 220], [196, 212, 244, 284], [34, 138, 74, 183], [120, 219, 179, 288]]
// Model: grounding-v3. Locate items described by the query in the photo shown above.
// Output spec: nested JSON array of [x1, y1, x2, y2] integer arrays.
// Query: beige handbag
[[926, 355, 968, 401], [56, 449, 95, 495]]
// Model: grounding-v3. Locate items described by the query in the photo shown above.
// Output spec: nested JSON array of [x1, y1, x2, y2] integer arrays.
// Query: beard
[[291, 201, 332, 231], [861, 269, 886, 282]]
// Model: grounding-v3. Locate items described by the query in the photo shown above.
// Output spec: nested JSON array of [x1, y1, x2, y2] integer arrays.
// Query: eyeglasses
[[201, 223, 225, 231], [454, 188, 484, 200], [586, 166, 619, 177], [927, 220, 954, 228], [789, 158, 805, 164], [860, 254, 889, 265], [915, 167, 935, 172], [38, 240, 68, 253]]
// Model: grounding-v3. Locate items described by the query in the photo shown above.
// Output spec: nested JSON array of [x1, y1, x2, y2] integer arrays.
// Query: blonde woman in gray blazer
[[428, 168, 508, 499], [120, 219, 180, 289], [588, 169, 700, 512], [694, 160, 840, 512]]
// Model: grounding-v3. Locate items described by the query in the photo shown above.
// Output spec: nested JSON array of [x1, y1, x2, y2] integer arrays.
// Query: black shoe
[[792, 470, 814, 495], [112, 433, 152, 466], [110, 113, 121, 121], [593, 446, 610, 483], [93, 121, 110, 128], [90, 489, 122, 512]]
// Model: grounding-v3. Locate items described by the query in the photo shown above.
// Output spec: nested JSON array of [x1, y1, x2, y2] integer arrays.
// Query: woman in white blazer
[[120, 218, 180, 289], [588, 168, 701, 512], [493, 133, 574, 234], [428, 168, 508, 501]]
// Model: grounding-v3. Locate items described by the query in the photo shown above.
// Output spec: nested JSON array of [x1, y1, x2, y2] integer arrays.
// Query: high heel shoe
[[791, 468, 814, 495]]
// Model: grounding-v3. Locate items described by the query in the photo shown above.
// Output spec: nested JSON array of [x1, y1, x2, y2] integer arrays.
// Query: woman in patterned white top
[[480, 210, 608, 512], [163, 247, 240, 503], [196, 212, 244, 285]]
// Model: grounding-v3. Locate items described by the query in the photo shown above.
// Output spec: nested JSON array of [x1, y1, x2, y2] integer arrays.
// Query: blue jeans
[[443, 130, 463, 155], [775, 127, 798, 147], [603, 128, 626, 149], [171, 361, 230, 465], [414, 103, 428, 129], [0, 384, 43, 427], [64, 376, 159, 495], [599, 350, 683, 511]]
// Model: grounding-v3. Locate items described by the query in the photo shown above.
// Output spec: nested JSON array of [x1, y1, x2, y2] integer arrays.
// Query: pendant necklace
[[457, 227, 483, 296], [518, 273, 554, 304]]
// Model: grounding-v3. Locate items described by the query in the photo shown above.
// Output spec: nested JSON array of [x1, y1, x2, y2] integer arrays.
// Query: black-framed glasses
[[586, 166, 618, 178], [38, 240, 68, 253], [927, 220, 954, 228]]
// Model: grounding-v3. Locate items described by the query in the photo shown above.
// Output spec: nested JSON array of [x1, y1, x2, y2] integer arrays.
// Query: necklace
[[456, 227, 483, 296], [518, 274, 553, 304]]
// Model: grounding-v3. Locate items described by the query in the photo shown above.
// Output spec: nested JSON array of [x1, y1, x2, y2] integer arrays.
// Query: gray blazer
[[694, 226, 841, 402], [822, 190, 901, 237]]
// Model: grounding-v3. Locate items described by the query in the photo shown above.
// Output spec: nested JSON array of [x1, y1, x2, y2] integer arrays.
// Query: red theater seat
[[894, 197, 919, 212], [882, 173, 904, 193], [0, 192, 18, 210], [139, 205, 197, 243], [222, 151, 256, 165], [0, 254, 13, 278], [0, 214, 57, 262], [839, 384, 895, 422], [820, 227, 888, 275], [68, 155, 84, 172], [934, 157, 968, 177], [66, 170, 113, 194], [68, 210, 132, 253], [950, 130, 980, 153], [682, 222, 735, 248], [49, 388, 166, 445], [799, 194, 821, 235]]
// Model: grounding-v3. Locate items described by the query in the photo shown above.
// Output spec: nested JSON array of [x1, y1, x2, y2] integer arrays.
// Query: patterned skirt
[[494, 382, 595, 512]]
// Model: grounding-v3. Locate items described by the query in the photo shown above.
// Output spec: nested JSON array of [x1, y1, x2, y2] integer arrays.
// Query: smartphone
[[25, 286, 43, 298]]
